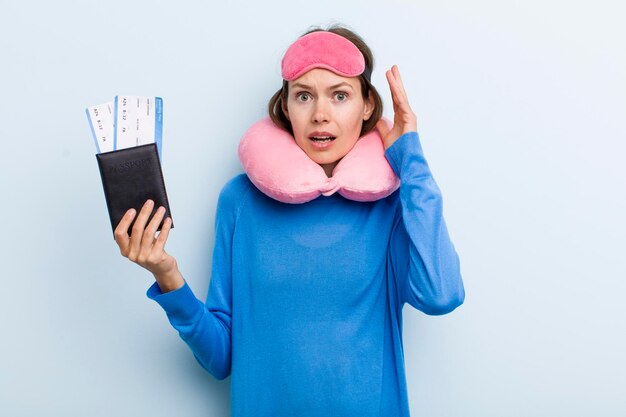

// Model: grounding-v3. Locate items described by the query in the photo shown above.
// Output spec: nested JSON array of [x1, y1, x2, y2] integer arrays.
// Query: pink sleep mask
[[281, 31, 367, 81], [238, 117, 400, 204]]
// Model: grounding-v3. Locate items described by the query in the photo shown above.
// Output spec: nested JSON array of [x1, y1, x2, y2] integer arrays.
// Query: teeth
[[311, 136, 335, 142]]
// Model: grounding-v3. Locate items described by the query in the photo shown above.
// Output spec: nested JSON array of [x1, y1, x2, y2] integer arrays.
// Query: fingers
[[114, 208, 136, 255], [153, 216, 173, 254], [118, 199, 171, 264], [112, 198, 175, 278], [128, 199, 155, 259], [136, 205, 168, 264], [386, 64, 418, 132], [141, 205, 166, 250], [386, 65, 411, 111]]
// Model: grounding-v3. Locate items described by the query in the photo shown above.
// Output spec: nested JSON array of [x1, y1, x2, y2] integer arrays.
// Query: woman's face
[[283, 68, 374, 177]]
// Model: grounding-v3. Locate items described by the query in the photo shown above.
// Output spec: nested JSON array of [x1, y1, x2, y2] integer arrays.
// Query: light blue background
[[1, 0, 624, 416]]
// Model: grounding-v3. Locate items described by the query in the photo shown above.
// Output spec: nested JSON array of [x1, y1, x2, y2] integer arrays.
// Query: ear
[[281, 97, 290, 121], [363, 94, 375, 121]]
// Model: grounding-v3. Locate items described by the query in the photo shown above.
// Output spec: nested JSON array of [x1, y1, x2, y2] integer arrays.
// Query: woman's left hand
[[376, 65, 418, 150]]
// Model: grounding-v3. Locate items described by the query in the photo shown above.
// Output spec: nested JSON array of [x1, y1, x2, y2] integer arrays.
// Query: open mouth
[[309, 135, 336, 143]]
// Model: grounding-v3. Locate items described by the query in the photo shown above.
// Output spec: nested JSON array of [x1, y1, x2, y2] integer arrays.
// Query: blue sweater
[[147, 131, 465, 416]]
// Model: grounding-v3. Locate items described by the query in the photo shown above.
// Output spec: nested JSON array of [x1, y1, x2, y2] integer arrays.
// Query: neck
[[320, 161, 338, 178]]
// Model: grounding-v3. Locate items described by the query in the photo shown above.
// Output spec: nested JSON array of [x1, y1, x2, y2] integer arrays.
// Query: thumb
[[376, 118, 391, 140]]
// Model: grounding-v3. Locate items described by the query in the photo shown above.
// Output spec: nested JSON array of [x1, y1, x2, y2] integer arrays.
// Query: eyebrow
[[291, 82, 354, 91]]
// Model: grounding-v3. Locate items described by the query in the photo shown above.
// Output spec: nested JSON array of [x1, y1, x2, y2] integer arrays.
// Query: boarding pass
[[86, 96, 163, 160]]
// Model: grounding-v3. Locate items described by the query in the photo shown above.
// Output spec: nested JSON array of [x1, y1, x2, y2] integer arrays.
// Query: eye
[[296, 92, 311, 102], [334, 92, 348, 101]]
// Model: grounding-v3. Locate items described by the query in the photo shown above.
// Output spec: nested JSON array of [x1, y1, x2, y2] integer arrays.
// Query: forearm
[[386, 131, 465, 314], [399, 178, 464, 314], [147, 280, 232, 379]]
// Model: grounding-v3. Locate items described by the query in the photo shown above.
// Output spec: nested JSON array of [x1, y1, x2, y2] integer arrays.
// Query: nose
[[312, 100, 330, 124]]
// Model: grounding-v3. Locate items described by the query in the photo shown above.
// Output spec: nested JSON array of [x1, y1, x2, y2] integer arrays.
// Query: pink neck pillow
[[238, 117, 400, 204]]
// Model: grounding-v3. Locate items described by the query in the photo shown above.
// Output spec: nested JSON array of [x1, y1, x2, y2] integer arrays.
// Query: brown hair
[[268, 25, 383, 136]]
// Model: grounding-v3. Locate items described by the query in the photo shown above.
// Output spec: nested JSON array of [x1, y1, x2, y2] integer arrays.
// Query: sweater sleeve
[[146, 175, 248, 379], [384, 131, 465, 315]]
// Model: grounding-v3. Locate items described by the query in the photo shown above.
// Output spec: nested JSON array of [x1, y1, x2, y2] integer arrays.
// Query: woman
[[114, 25, 465, 417]]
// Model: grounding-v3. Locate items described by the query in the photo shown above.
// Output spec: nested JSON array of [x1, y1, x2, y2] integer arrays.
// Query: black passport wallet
[[96, 143, 173, 238]]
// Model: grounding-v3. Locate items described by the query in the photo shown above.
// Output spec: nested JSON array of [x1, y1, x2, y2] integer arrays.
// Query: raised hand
[[114, 199, 183, 292], [376, 65, 418, 149]]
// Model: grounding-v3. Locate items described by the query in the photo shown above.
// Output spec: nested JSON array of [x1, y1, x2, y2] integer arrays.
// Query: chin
[[307, 150, 345, 165]]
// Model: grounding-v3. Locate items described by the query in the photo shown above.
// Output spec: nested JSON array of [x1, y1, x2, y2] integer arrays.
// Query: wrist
[[154, 268, 184, 293]]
